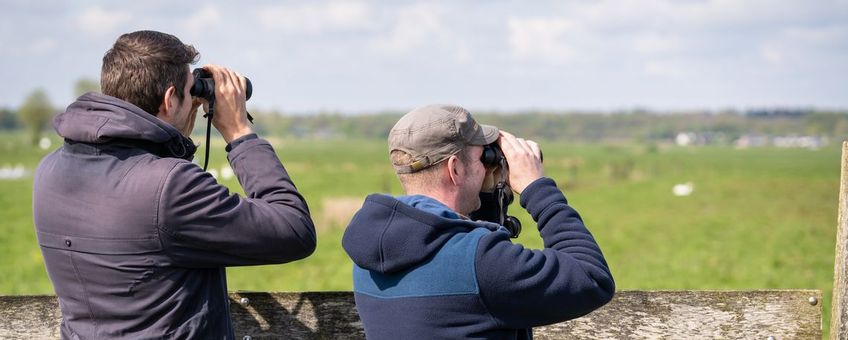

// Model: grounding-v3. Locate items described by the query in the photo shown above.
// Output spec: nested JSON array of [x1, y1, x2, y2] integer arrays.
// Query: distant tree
[[19, 89, 54, 145], [0, 107, 20, 130], [74, 77, 100, 97]]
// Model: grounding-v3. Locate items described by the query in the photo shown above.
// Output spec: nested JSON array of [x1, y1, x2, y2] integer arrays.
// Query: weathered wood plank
[[536, 290, 821, 339], [0, 290, 820, 339], [833, 141, 848, 340], [230, 291, 364, 339], [0, 295, 61, 339]]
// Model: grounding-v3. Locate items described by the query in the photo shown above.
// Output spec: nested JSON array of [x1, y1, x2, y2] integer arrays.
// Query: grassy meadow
[[0, 132, 841, 335]]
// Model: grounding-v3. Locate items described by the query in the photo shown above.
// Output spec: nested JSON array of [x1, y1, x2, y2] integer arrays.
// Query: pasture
[[0, 132, 840, 335]]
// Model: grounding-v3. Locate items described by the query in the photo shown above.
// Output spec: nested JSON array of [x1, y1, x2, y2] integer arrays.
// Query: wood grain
[[832, 141, 848, 340], [0, 290, 821, 339]]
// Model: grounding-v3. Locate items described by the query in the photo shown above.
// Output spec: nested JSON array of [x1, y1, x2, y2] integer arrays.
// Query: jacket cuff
[[225, 133, 259, 152], [519, 177, 568, 218]]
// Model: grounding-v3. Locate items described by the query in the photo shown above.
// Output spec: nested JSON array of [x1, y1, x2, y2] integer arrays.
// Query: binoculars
[[189, 68, 254, 171], [190, 68, 253, 102], [481, 143, 543, 167], [472, 142, 543, 239]]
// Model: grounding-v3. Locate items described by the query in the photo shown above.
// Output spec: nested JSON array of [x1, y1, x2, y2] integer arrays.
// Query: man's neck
[[404, 190, 464, 216]]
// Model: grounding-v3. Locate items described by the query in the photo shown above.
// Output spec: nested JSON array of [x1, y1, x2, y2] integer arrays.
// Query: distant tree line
[[0, 107, 20, 130], [3, 78, 847, 146], [246, 109, 848, 144]]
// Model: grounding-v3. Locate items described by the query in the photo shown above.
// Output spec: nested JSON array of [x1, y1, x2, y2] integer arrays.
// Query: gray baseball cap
[[389, 104, 499, 174]]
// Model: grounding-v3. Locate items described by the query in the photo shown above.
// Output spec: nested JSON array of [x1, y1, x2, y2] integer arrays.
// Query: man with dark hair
[[342, 104, 615, 339], [33, 30, 316, 338]]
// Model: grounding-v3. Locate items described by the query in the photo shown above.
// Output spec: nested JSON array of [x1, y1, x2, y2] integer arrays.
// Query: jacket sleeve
[[474, 177, 615, 329], [157, 136, 316, 267]]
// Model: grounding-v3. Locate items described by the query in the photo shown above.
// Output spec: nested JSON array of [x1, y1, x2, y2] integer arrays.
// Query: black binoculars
[[481, 144, 505, 168], [189, 68, 255, 171], [471, 142, 543, 239], [481, 143, 543, 167], [190, 68, 253, 102]]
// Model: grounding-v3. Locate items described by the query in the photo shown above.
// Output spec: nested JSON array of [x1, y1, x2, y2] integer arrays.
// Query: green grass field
[[0, 132, 840, 335]]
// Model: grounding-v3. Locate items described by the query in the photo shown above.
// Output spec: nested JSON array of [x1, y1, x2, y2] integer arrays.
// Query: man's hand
[[497, 131, 543, 194], [203, 64, 253, 143]]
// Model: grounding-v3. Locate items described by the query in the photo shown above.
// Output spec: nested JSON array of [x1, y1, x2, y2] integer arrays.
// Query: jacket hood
[[53, 92, 195, 159], [342, 194, 499, 274]]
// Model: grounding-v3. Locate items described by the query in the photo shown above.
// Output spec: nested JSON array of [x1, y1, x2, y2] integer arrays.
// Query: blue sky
[[2, 0, 847, 113]]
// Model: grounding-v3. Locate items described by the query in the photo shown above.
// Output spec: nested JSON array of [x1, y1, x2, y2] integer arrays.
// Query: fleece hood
[[342, 194, 499, 274], [53, 92, 196, 159]]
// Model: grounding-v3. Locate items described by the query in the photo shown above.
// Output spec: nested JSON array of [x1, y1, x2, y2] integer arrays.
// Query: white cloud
[[760, 45, 785, 65], [29, 38, 56, 53], [567, 0, 803, 30], [784, 25, 848, 46], [0, 37, 56, 56], [552, 0, 674, 30], [180, 5, 222, 34], [257, 1, 373, 34], [507, 17, 581, 63], [760, 24, 848, 65], [370, 4, 469, 62], [644, 60, 686, 77], [503, 1, 839, 65], [77, 6, 132, 36], [632, 34, 681, 54], [504, 1, 700, 64]]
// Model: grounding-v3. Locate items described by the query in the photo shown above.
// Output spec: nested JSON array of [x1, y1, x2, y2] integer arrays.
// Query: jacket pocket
[[37, 231, 162, 255]]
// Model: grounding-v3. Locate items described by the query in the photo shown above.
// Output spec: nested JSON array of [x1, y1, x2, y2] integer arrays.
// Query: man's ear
[[156, 86, 178, 119], [446, 155, 463, 187]]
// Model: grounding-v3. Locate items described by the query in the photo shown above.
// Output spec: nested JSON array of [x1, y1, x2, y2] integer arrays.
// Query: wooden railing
[[0, 290, 823, 339]]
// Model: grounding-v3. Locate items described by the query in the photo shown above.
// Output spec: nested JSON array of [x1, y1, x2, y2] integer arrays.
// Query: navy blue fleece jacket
[[342, 178, 615, 339]]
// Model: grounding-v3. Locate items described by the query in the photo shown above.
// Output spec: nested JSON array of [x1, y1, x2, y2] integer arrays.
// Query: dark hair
[[101, 30, 199, 115]]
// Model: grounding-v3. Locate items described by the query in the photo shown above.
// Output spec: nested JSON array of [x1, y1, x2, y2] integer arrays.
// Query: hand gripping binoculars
[[189, 68, 254, 171]]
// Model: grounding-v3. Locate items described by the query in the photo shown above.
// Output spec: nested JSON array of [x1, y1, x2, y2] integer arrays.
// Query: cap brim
[[469, 124, 499, 145]]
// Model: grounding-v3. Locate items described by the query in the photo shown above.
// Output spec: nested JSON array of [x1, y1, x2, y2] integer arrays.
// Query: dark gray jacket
[[33, 92, 316, 339]]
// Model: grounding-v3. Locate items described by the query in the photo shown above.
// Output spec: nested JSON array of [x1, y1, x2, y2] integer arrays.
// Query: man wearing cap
[[342, 104, 615, 339]]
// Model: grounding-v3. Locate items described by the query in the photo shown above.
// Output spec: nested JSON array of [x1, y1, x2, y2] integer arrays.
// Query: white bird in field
[[672, 182, 694, 196]]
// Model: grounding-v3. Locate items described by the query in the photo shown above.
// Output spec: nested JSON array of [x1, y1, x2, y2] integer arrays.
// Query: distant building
[[734, 134, 769, 148], [772, 136, 827, 150], [735, 134, 827, 149], [675, 131, 727, 146]]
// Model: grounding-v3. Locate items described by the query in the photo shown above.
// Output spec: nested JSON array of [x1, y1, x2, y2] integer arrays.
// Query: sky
[[2, 0, 847, 113]]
